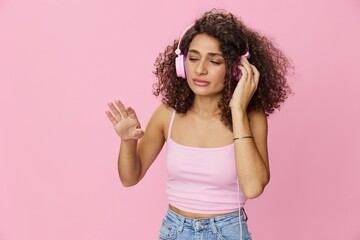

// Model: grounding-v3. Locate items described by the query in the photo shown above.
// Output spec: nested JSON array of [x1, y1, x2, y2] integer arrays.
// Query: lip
[[193, 79, 209, 86]]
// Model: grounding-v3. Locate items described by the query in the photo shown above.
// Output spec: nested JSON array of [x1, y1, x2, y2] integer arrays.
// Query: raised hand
[[106, 100, 144, 140], [229, 56, 260, 112]]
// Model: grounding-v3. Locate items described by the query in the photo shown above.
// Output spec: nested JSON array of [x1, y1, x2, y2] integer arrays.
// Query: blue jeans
[[158, 208, 252, 240]]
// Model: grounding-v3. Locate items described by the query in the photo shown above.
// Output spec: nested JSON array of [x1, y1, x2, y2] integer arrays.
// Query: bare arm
[[106, 101, 167, 187], [230, 56, 270, 199], [231, 110, 269, 199]]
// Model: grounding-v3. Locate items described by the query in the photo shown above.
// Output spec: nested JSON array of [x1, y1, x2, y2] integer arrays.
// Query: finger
[[250, 65, 260, 88], [127, 107, 141, 128], [127, 107, 137, 118], [242, 58, 257, 85], [238, 65, 249, 82], [132, 129, 144, 139], [105, 110, 118, 126], [107, 101, 122, 121], [241, 57, 253, 81], [114, 100, 128, 118]]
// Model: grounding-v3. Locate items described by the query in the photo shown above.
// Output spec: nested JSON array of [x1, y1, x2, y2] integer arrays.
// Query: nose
[[195, 59, 208, 76]]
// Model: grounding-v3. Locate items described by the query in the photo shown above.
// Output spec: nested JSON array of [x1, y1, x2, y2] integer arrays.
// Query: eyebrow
[[188, 49, 223, 58]]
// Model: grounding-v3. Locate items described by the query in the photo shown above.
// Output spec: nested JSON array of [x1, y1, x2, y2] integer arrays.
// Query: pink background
[[1, 0, 359, 239]]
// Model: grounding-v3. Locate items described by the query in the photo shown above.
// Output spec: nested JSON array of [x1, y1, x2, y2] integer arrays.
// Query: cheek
[[214, 69, 226, 89], [185, 59, 199, 72], [214, 67, 226, 81]]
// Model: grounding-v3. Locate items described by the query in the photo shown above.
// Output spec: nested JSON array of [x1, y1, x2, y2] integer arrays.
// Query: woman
[[106, 9, 291, 240]]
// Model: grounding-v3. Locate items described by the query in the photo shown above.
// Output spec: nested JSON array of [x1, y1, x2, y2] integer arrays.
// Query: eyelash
[[188, 58, 222, 65]]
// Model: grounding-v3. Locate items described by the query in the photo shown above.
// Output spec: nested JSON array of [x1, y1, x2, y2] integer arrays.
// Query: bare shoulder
[[153, 103, 173, 116], [147, 103, 174, 134], [138, 103, 173, 153], [151, 103, 173, 123]]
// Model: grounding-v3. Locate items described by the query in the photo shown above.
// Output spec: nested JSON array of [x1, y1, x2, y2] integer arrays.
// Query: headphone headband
[[174, 23, 250, 80], [175, 24, 194, 57]]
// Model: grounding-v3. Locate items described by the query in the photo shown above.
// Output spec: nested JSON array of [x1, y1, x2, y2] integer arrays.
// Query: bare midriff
[[169, 204, 237, 219]]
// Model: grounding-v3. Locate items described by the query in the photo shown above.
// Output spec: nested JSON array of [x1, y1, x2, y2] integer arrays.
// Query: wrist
[[230, 107, 248, 117], [121, 138, 138, 145], [231, 109, 251, 135]]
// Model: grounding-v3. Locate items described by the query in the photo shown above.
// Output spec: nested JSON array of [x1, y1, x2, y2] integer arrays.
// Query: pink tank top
[[166, 110, 247, 214]]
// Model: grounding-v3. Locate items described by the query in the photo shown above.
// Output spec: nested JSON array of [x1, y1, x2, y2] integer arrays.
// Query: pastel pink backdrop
[[0, 0, 359, 239]]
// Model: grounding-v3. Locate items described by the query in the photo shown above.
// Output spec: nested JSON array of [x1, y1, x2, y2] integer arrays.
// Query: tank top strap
[[167, 110, 176, 140]]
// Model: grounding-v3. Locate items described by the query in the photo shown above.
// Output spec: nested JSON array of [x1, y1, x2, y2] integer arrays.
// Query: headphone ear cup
[[234, 69, 242, 81], [175, 54, 186, 79], [233, 63, 242, 81], [234, 52, 251, 81]]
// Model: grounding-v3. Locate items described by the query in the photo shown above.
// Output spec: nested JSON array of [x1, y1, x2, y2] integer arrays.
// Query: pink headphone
[[175, 25, 193, 79], [175, 25, 250, 80]]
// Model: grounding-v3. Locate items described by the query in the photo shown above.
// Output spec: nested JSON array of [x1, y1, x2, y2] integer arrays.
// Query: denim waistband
[[164, 207, 248, 233]]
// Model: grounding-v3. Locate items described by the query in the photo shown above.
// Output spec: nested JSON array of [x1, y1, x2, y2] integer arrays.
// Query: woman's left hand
[[229, 57, 260, 112]]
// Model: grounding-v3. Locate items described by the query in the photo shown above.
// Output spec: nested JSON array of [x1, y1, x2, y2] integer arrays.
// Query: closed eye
[[210, 61, 221, 65]]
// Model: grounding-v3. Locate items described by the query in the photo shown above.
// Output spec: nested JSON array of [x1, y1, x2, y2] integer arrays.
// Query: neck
[[190, 95, 221, 118]]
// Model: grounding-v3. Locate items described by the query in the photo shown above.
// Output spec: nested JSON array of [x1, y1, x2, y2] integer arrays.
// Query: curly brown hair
[[153, 9, 292, 131]]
